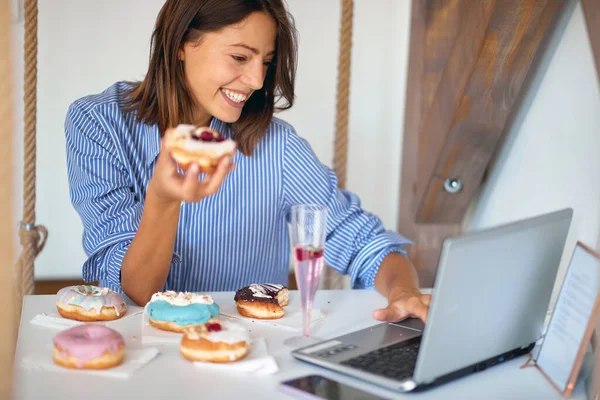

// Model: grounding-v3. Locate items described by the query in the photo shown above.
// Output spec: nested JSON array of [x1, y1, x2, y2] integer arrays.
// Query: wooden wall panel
[[399, 0, 463, 286], [582, 0, 600, 81], [398, 0, 567, 286], [415, 1, 495, 222], [417, 0, 567, 224], [0, 0, 16, 396]]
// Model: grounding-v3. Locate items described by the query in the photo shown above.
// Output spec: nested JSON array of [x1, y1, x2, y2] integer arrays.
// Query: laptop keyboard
[[340, 338, 421, 381]]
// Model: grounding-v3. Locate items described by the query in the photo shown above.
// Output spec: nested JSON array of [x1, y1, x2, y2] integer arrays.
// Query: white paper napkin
[[30, 313, 83, 330], [140, 310, 186, 344], [20, 347, 160, 379], [219, 303, 325, 331], [30, 308, 143, 330], [193, 338, 278, 375]]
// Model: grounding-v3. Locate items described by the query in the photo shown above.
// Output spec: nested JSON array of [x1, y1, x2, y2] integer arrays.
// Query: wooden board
[[0, 0, 16, 396], [398, 0, 463, 286], [398, 0, 567, 285], [582, 0, 600, 82]]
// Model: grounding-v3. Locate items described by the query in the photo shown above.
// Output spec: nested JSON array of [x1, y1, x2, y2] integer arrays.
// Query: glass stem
[[303, 308, 312, 337]]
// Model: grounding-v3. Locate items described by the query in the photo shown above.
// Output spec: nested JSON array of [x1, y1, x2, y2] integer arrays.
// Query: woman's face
[[179, 11, 277, 126]]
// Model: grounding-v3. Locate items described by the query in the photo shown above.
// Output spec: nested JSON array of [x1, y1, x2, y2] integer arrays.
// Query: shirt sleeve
[[64, 102, 143, 293], [281, 126, 412, 290]]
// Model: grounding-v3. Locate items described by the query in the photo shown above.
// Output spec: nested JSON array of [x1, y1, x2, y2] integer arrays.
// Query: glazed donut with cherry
[[163, 124, 236, 173], [234, 283, 289, 319], [180, 319, 250, 363], [52, 324, 125, 369], [56, 285, 127, 322]]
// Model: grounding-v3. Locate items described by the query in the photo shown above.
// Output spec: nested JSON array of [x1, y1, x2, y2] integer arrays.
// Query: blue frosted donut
[[146, 291, 219, 333]]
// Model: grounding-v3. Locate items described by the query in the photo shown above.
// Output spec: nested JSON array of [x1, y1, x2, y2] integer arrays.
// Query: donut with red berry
[[180, 319, 250, 363], [234, 283, 289, 319], [163, 124, 236, 173]]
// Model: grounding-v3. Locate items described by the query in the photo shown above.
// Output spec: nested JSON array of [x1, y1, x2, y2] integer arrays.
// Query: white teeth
[[223, 89, 247, 103]]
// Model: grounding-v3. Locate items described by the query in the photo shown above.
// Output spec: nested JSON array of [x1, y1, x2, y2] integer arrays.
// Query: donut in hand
[[53, 324, 125, 369], [234, 284, 289, 319], [180, 319, 250, 363], [163, 124, 237, 173], [56, 285, 127, 322], [146, 291, 220, 333]]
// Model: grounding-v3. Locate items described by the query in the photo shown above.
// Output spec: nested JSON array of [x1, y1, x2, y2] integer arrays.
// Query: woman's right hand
[[147, 138, 235, 205]]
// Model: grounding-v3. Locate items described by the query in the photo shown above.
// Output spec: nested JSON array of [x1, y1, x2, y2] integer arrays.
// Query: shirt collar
[[144, 118, 231, 167]]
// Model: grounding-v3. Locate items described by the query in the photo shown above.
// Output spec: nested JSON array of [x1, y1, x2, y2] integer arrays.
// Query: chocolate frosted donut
[[234, 284, 289, 319]]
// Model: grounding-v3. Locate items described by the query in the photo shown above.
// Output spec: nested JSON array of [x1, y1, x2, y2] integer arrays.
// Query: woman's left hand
[[372, 289, 431, 323]]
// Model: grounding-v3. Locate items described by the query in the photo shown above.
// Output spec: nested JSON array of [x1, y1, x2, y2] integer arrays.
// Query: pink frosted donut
[[56, 285, 126, 321], [52, 324, 125, 369]]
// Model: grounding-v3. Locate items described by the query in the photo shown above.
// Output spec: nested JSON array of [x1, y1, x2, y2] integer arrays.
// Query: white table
[[14, 290, 588, 400]]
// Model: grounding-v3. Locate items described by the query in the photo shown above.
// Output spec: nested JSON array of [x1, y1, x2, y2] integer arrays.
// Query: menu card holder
[[521, 241, 600, 398], [586, 296, 600, 400]]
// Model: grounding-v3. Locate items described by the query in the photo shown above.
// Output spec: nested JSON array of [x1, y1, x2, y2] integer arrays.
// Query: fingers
[[179, 156, 233, 202], [421, 294, 432, 306], [374, 296, 430, 323], [372, 307, 408, 323], [156, 142, 174, 168], [201, 156, 234, 195], [156, 138, 180, 177], [405, 296, 429, 323], [154, 132, 235, 203], [180, 163, 202, 200]]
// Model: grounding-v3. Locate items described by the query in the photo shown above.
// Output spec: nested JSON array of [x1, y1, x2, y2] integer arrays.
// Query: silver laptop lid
[[413, 208, 573, 385]]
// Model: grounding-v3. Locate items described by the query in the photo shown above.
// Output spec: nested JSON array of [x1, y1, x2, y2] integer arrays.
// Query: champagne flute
[[284, 204, 327, 347]]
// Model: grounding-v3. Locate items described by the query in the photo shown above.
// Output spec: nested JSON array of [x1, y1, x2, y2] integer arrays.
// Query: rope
[[15, 0, 47, 313], [323, 0, 354, 290], [333, 0, 353, 190]]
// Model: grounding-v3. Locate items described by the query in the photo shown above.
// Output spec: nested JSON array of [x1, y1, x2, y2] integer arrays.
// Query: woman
[[65, 0, 430, 322]]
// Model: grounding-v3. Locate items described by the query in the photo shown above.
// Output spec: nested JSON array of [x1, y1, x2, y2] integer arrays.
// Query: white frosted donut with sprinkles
[[56, 285, 127, 322]]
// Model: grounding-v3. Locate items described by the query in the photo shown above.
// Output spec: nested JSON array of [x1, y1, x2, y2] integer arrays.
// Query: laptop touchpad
[[329, 323, 422, 352], [390, 318, 424, 332]]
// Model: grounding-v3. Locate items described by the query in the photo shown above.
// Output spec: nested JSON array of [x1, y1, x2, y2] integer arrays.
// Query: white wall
[[11, 0, 411, 280], [465, 1, 600, 305]]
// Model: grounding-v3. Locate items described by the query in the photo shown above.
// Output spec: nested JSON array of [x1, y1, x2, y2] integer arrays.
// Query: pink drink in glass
[[294, 245, 325, 337], [284, 203, 327, 347]]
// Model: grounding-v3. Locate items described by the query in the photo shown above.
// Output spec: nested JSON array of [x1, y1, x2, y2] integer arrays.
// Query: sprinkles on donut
[[56, 285, 127, 322]]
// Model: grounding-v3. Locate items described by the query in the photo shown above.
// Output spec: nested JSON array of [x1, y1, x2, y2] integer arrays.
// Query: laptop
[[291, 208, 573, 392]]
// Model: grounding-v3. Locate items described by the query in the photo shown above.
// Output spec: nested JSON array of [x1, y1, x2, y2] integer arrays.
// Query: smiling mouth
[[221, 88, 249, 104]]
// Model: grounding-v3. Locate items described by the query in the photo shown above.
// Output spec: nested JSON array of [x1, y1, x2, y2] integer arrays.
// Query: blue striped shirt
[[64, 81, 410, 295]]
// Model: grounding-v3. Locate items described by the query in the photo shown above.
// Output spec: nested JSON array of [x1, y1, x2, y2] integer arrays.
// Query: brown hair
[[124, 0, 298, 155]]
